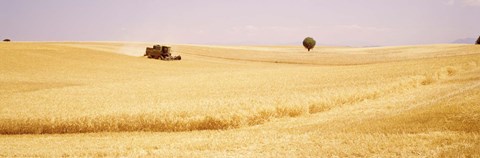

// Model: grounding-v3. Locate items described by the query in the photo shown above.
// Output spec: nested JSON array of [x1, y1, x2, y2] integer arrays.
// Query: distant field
[[1, 42, 479, 157]]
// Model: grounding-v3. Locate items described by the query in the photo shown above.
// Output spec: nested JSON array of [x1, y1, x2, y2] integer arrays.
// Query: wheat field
[[0, 42, 479, 157]]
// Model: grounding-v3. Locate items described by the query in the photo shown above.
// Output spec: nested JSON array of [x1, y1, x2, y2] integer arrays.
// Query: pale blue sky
[[1, 0, 479, 46]]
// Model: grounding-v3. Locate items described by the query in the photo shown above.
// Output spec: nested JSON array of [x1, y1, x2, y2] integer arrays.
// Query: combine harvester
[[144, 45, 181, 60]]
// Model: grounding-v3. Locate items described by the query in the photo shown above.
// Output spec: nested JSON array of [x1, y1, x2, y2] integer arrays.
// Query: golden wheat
[[0, 42, 479, 156]]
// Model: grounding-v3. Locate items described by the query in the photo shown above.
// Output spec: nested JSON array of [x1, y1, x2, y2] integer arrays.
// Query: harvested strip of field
[[176, 44, 479, 65]]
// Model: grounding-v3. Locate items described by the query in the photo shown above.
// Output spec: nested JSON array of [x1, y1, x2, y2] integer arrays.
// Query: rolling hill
[[0, 42, 479, 157]]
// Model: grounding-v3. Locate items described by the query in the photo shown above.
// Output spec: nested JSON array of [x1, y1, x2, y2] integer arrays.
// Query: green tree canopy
[[303, 37, 316, 51]]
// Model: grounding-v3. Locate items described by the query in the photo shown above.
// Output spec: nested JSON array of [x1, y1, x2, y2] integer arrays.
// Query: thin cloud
[[338, 25, 391, 32], [463, 0, 480, 6], [444, 0, 455, 5], [445, 0, 480, 6]]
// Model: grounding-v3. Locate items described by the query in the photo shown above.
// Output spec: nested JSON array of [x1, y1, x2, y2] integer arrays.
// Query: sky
[[1, 0, 479, 46]]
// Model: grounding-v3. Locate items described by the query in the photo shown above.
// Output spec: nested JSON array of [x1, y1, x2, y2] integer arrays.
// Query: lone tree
[[303, 37, 316, 51], [476, 36, 480, 45], [3, 39, 10, 42]]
